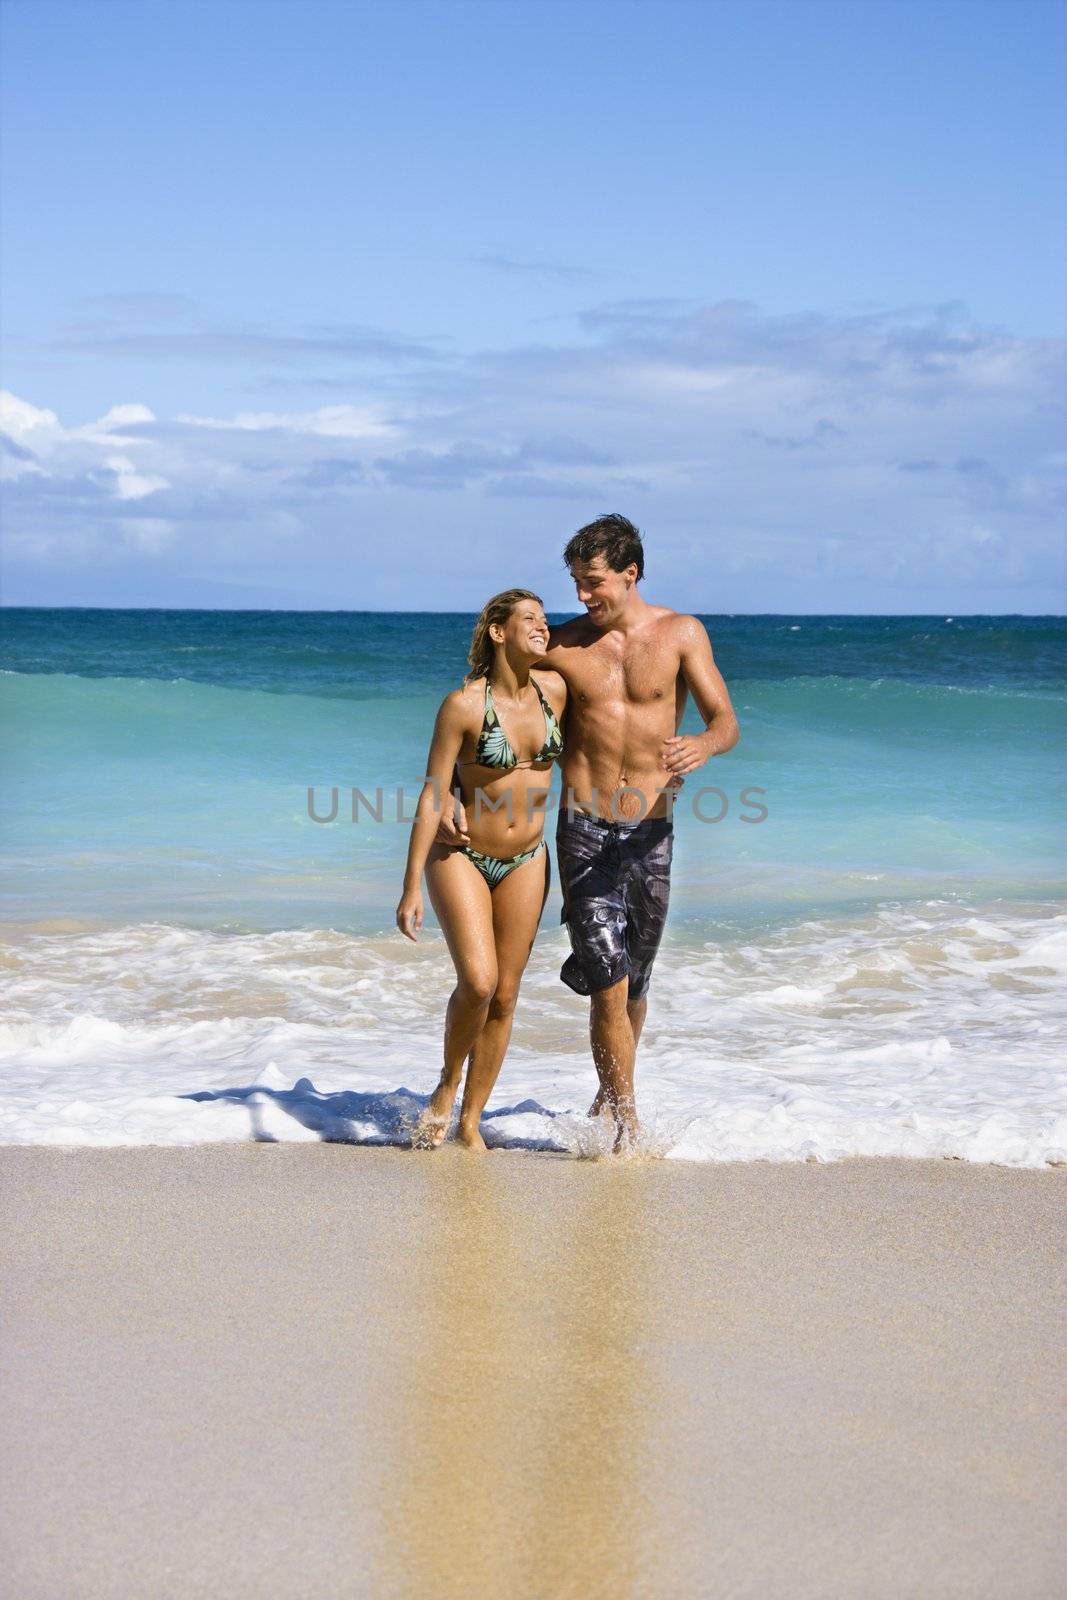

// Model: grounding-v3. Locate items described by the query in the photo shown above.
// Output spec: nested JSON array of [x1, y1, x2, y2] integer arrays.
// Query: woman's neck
[[489, 654, 532, 697]]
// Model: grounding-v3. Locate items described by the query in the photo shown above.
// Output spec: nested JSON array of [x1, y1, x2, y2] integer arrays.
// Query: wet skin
[[397, 600, 566, 1149], [541, 557, 740, 1146], [420, 559, 740, 1150]]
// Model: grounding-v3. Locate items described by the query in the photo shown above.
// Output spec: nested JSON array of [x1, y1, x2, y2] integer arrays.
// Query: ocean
[[2, 608, 1065, 1162]]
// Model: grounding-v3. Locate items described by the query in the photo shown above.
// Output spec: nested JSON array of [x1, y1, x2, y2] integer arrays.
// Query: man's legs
[[628, 993, 649, 1049], [588, 977, 640, 1151], [556, 811, 670, 1149], [585, 821, 670, 1141], [588, 993, 646, 1122]]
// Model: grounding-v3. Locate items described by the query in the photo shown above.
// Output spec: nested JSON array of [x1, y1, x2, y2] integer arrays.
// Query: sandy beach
[[1, 1147, 1064, 1599]]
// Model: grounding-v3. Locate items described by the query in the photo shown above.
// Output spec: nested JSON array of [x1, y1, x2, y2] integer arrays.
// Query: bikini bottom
[[460, 838, 547, 891]]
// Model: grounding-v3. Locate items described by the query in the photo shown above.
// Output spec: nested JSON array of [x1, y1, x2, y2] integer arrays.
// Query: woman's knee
[[488, 982, 520, 1019], [456, 969, 497, 1008]]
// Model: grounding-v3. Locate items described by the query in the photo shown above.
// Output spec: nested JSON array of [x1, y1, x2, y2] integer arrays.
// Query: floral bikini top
[[465, 676, 564, 770]]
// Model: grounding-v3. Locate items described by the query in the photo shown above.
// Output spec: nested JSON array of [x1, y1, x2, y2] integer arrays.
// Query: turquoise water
[[2, 609, 1065, 936], [2, 609, 1065, 1162]]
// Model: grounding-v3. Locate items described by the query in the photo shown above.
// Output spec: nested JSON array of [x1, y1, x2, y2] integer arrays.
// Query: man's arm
[[541, 622, 576, 673], [662, 616, 740, 778]]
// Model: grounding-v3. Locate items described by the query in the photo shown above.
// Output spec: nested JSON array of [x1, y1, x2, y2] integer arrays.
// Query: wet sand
[[1, 1146, 1064, 1599]]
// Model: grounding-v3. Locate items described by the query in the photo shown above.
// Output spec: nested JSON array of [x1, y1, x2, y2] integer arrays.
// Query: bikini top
[[466, 676, 564, 771]]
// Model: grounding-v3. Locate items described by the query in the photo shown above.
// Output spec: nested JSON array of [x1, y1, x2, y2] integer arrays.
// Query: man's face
[[569, 557, 634, 623]]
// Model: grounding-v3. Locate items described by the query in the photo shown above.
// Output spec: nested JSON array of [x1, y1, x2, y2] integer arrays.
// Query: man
[[541, 514, 739, 1149], [440, 513, 739, 1150]]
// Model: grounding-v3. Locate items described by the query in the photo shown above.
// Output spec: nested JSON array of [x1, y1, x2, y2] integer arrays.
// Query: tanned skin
[[399, 599, 566, 1150], [438, 554, 739, 1150], [542, 555, 739, 1146]]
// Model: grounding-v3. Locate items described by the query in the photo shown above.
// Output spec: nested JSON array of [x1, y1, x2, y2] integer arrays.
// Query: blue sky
[[2, 0, 1065, 612]]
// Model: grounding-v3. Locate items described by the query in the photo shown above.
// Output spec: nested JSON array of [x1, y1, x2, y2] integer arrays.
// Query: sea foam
[[1, 905, 1064, 1165]]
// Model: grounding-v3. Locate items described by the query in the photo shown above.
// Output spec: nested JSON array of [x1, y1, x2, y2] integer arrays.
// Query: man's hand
[[662, 733, 711, 779], [434, 796, 470, 847]]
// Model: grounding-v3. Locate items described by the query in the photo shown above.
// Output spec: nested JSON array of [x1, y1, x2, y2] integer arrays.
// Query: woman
[[396, 589, 566, 1150]]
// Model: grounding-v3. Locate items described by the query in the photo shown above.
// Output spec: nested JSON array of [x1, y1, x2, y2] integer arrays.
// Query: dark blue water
[[4, 609, 1066, 698]]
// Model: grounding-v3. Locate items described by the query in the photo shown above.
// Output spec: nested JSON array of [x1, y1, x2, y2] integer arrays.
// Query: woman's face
[[495, 599, 549, 658]]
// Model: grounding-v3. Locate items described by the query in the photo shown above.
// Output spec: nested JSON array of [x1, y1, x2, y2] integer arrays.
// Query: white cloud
[[2, 301, 1064, 606], [95, 403, 157, 430], [175, 403, 398, 440], [102, 455, 170, 500], [0, 391, 61, 442]]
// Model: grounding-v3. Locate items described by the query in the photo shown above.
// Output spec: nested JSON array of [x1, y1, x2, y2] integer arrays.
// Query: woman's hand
[[396, 889, 424, 942]]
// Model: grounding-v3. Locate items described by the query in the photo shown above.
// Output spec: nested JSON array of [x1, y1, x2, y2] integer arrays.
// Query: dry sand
[[1, 1146, 1064, 1599]]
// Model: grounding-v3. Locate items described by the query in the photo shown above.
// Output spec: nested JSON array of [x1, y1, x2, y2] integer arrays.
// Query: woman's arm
[[396, 692, 468, 940], [432, 759, 471, 847]]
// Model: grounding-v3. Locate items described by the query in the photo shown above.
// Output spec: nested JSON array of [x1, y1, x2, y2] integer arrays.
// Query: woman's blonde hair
[[465, 588, 544, 683]]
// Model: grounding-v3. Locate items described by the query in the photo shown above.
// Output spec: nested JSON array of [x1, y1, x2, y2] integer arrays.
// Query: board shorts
[[556, 808, 674, 1002]]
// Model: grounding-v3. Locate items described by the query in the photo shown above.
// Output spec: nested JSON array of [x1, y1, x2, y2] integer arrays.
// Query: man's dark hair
[[563, 513, 644, 581]]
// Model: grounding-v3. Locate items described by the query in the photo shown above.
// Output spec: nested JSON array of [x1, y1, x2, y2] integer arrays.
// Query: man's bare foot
[[412, 1080, 459, 1149], [587, 1088, 612, 1120], [612, 1115, 639, 1154], [455, 1120, 488, 1152], [610, 1097, 639, 1154]]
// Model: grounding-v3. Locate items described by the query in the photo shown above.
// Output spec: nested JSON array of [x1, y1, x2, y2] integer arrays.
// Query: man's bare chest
[[562, 639, 681, 709]]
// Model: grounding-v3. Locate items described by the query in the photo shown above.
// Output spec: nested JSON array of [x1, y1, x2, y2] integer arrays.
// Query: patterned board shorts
[[555, 808, 674, 1002]]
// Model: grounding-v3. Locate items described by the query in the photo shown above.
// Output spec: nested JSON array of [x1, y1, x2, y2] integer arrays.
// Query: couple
[[395, 514, 739, 1152]]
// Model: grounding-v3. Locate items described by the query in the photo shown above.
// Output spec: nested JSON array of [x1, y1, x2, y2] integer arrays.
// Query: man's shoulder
[[652, 608, 709, 644], [544, 616, 597, 664], [546, 615, 592, 648], [643, 602, 699, 624], [530, 666, 567, 692], [634, 605, 706, 645]]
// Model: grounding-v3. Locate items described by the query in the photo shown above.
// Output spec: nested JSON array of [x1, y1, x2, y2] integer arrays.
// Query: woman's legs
[[457, 844, 550, 1150], [416, 845, 497, 1147]]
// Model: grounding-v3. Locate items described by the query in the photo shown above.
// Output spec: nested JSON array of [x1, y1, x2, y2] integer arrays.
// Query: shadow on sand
[[180, 1078, 569, 1153]]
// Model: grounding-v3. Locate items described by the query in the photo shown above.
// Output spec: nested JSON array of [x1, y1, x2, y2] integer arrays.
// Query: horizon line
[[1, 604, 1064, 620]]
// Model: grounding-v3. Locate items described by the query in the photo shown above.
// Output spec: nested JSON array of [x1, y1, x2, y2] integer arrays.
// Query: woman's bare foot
[[455, 1119, 488, 1152], [411, 1114, 448, 1150], [412, 1079, 459, 1149]]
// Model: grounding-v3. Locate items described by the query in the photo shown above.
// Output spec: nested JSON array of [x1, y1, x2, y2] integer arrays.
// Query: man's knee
[[589, 977, 630, 1017]]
